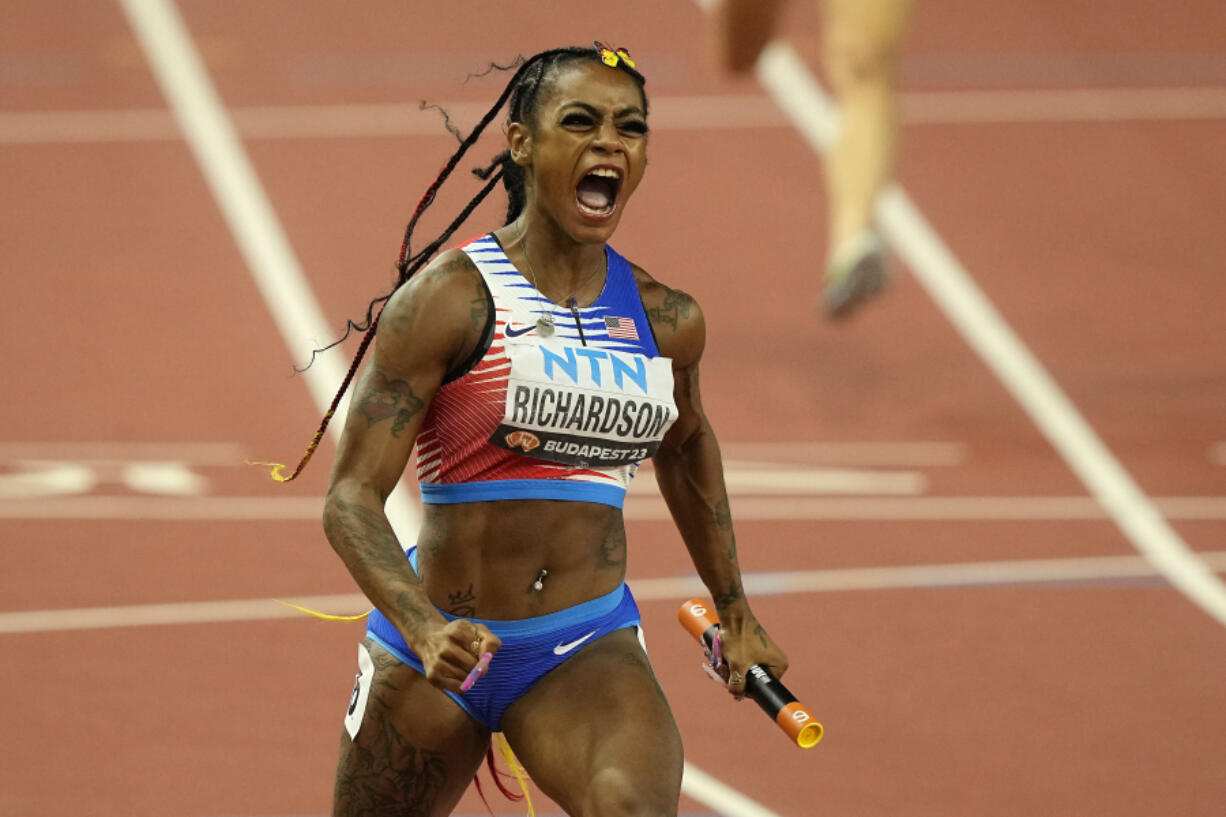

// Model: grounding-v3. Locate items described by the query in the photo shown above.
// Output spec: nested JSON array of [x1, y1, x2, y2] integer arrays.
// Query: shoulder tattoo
[[647, 287, 694, 333], [468, 275, 489, 334], [382, 251, 479, 338]]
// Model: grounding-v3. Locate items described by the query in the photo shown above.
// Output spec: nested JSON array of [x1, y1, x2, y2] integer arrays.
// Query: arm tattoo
[[393, 590, 429, 629], [324, 498, 427, 628], [324, 499, 418, 583], [714, 498, 737, 561], [713, 580, 744, 613], [754, 623, 769, 648], [356, 369, 425, 437], [681, 366, 699, 398], [647, 287, 694, 332]]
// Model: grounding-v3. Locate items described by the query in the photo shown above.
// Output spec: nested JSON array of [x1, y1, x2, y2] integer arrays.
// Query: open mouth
[[575, 167, 621, 218]]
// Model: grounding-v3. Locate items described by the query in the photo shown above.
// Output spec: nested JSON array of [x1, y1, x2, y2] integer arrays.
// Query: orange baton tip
[[777, 702, 823, 748], [678, 598, 720, 642]]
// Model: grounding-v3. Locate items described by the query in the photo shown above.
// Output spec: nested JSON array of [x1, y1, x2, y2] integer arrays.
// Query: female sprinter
[[309, 44, 789, 817]]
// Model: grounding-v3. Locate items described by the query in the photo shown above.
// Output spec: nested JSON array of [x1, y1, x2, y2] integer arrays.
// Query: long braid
[[259, 163, 507, 483], [263, 44, 645, 483], [393, 91, 507, 274], [395, 48, 588, 272], [287, 57, 548, 377]]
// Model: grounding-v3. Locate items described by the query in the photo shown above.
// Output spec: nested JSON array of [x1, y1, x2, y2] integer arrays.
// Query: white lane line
[[0, 461, 209, 499], [0, 594, 368, 634], [117, 0, 420, 538], [0, 495, 323, 520], [5, 86, 1225, 144], [0, 441, 247, 464], [0, 463, 97, 499], [0, 107, 178, 143], [720, 441, 966, 466], [4, 494, 1226, 521], [682, 763, 784, 817], [720, 466, 927, 495], [752, 41, 1226, 628], [901, 86, 1226, 124], [736, 554, 1167, 595], [640, 461, 931, 496], [6, 550, 1226, 635], [624, 495, 1226, 521]]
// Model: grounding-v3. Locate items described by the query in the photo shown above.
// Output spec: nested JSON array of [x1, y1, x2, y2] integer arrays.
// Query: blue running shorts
[[366, 547, 641, 732]]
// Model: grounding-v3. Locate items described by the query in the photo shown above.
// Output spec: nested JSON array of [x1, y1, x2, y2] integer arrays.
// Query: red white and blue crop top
[[414, 235, 677, 509]]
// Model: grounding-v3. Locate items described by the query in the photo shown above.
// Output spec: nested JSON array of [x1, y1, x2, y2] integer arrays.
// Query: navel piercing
[[532, 569, 548, 592]]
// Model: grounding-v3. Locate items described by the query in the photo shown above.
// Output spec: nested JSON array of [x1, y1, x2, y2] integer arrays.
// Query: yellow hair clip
[[594, 42, 636, 69]]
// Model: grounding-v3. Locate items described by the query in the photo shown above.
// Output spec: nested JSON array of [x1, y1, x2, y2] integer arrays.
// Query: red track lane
[[2, 1, 1225, 815]]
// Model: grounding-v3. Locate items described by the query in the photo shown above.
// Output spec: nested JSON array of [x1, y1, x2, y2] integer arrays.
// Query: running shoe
[[822, 229, 889, 319]]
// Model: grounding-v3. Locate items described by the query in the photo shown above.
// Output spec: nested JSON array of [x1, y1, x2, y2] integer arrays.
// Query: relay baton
[[460, 652, 492, 692], [678, 599, 823, 749]]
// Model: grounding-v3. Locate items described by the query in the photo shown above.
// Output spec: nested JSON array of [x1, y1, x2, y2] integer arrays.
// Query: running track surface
[[3, 2, 1226, 815]]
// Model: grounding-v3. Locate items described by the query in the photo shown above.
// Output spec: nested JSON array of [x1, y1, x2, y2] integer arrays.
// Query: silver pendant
[[536, 314, 555, 338]]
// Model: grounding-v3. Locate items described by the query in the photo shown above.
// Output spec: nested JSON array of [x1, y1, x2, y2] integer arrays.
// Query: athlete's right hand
[[414, 618, 501, 693]]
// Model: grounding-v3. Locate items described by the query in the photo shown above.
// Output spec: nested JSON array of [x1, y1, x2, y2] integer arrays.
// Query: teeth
[[588, 167, 621, 179], [577, 200, 614, 216]]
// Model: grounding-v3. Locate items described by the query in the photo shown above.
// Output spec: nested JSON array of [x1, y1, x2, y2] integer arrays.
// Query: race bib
[[490, 342, 676, 467]]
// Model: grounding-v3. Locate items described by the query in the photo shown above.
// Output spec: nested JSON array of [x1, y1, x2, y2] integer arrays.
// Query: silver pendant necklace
[[517, 221, 603, 339]]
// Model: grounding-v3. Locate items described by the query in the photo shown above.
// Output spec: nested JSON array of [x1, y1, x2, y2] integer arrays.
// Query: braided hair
[[262, 44, 647, 482]]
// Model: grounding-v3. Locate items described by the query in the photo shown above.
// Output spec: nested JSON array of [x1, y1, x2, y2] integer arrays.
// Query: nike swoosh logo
[[505, 324, 534, 337], [553, 630, 599, 655]]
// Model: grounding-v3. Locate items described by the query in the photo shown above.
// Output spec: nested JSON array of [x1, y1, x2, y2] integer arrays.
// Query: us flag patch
[[604, 316, 639, 340]]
